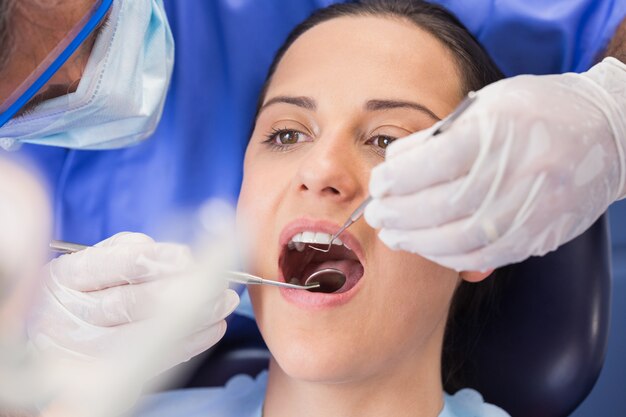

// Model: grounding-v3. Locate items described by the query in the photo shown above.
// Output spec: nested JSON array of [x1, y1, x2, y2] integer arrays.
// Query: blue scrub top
[[13, 0, 626, 246]]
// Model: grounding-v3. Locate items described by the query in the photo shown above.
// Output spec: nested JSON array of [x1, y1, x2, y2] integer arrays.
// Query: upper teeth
[[288, 231, 346, 251]]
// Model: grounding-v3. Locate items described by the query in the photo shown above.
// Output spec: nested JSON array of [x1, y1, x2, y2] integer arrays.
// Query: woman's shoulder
[[441, 388, 511, 417], [133, 371, 268, 417]]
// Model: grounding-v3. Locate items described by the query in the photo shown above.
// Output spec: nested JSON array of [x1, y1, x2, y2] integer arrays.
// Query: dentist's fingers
[[163, 321, 229, 370], [365, 171, 493, 230], [94, 232, 155, 247], [29, 288, 238, 359], [369, 125, 479, 198], [185, 321, 228, 357], [49, 240, 194, 292], [44, 254, 237, 322], [376, 218, 489, 258], [137, 290, 239, 372], [424, 232, 544, 272], [44, 279, 168, 327], [377, 180, 533, 257], [198, 289, 240, 328], [424, 244, 508, 273], [43, 280, 235, 328], [145, 291, 240, 372]]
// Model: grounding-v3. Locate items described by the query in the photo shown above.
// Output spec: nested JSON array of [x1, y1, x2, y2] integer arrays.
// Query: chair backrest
[[460, 215, 612, 417], [181, 216, 612, 417]]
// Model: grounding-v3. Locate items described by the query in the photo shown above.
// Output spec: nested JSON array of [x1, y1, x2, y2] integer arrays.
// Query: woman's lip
[[276, 217, 366, 310], [278, 217, 366, 282]]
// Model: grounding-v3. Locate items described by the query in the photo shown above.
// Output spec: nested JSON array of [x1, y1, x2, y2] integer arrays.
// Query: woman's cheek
[[237, 176, 282, 272]]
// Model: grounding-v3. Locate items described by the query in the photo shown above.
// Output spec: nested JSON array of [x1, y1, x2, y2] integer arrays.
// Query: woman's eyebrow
[[258, 96, 441, 121], [261, 96, 317, 111], [365, 99, 441, 121]]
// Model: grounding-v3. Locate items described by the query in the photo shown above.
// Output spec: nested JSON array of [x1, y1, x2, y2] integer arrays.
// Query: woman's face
[[237, 16, 487, 383]]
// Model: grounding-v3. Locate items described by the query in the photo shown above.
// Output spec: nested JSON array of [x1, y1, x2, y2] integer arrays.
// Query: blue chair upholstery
[[179, 215, 611, 417]]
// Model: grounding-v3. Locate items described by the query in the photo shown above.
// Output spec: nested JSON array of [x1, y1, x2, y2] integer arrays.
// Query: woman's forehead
[[266, 15, 462, 113]]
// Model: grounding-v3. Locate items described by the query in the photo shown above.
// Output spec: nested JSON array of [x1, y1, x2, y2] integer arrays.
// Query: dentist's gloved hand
[[366, 57, 626, 272], [27, 232, 239, 373]]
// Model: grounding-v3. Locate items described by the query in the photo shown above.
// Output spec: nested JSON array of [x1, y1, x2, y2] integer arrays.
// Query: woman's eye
[[370, 135, 396, 149], [265, 128, 310, 147], [261, 127, 312, 152], [276, 130, 301, 144]]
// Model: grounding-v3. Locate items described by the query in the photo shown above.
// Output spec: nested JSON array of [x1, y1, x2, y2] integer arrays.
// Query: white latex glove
[[27, 232, 239, 371], [0, 158, 51, 411], [365, 57, 626, 272], [0, 158, 51, 306]]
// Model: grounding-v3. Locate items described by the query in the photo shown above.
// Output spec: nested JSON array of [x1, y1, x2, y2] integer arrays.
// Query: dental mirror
[[303, 268, 346, 293]]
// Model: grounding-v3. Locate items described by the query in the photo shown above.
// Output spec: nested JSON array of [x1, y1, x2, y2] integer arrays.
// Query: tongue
[[301, 260, 364, 293]]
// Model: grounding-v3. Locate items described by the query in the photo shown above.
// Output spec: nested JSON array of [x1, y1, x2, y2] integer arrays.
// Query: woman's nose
[[293, 135, 363, 202]]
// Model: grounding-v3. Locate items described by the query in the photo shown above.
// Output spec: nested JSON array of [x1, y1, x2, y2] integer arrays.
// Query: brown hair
[[255, 0, 503, 116]]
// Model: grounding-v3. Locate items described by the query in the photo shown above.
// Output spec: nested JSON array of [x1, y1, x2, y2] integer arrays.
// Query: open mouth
[[279, 231, 365, 294]]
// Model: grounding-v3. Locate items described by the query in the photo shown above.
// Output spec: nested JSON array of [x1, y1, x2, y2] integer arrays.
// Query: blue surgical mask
[[0, 0, 174, 150]]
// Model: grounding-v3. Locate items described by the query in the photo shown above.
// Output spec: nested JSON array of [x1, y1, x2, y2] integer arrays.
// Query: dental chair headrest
[[450, 215, 611, 417]]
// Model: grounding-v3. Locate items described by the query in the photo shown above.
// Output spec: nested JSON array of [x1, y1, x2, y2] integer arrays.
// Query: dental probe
[[221, 271, 321, 290], [309, 197, 372, 254], [49, 240, 320, 291], [310, 91, 478, 253]]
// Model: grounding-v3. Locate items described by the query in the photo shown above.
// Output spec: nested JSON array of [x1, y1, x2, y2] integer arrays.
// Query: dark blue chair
[[180, 215, 611, 417], [463, 215, 611, 416]]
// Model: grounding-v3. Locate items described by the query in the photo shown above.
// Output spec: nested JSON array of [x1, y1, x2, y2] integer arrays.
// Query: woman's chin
[[272, 346, 368, 384]]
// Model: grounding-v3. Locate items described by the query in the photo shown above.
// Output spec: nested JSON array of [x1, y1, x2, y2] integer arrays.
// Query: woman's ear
[[459, 269, 494, 283]]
